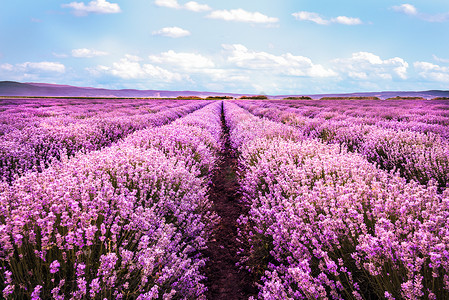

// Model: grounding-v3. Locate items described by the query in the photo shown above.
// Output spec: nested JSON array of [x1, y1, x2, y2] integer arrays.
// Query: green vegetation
[[239, 95, 269, 100], [176, 96, 204, 100], [385, 96, 426, 100], [206, 96, 234, 100], [283, 96, 313, 100]]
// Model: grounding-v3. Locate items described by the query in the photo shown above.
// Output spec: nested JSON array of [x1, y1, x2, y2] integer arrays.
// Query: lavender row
[[0, 101, 223, 299], [0, 101, 208, 183], [0, 98, 186, 136], [248, 99, 449, 127], [237, 101, 449, 189], [238, 99, 449, 139], [224, 102, 449, 299]]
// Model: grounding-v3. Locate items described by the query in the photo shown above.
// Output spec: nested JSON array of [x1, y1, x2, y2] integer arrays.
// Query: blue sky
[[1, 0, 449, 94]]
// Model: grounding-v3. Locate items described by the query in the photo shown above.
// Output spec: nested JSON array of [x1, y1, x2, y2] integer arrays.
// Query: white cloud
[[292, 11, 329, 25], [392, 4, 418, 16], [293, 11, 363, 25], [154, 0, 210, 12], [1, 62, 65, 73], [154, 0, 180, 9], [414, 61, 449, 82], [149, 50, 214, 69], [62, 0, 121, 16], [95, 55, 185, 81], [19, 62, 66, 73], [207, 9, 279, 24], [184, 1, 211, 12], [0, 61, 66, 82], [72, 48, 109, 57], [332, 16, 363, 25], [223, 44, 337, 78], [0, 64, 14, 71], [333, 52, 409, 80], [152, 27, 191, 38], [433, 55, 449, 64], [200, 68, 250, 82], [391, 4, 449, 22]]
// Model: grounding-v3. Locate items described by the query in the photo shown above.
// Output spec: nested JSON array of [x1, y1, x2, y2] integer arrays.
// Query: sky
[[0, 0, 449, 95]]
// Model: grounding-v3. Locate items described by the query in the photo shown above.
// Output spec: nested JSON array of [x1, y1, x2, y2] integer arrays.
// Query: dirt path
[[203, 102, 258, 300]]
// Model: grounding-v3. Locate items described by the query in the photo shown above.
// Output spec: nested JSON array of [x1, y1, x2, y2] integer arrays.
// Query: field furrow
[[203, 102, 257, 299]]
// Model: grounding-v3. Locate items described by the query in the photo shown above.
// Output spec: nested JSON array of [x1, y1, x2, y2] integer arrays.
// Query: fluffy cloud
[[223, 44, 337, 78], [23, 62, 66, 73], [414, 61, 449, 82], [72, 48, 109, 57], [0, 64, 14, 72], [154, 0, 180, 9], [62, 0, 121, 16], [148, 50, 214, 69], [152, 27, 191, 38], [1, 62, 66, 73], [332, 16, 363, 25], [391, 4, 449, 22], [292, 11, 362, 25], [333, 52, 408, 80], [292, 11, 329, 25], [207, 9, 279, 24], [94, 54, 185, 81], [154, 0, 211, 12], [392, 4, 418, 15], [184, 1, 211, 12]]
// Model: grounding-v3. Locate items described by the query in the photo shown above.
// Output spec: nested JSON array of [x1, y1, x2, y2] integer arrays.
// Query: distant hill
[[1, 81, 448, 99], [0, 81, 246, 98]]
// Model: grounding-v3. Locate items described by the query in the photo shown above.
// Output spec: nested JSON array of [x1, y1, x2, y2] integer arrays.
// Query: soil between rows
[[203, 103, 258, 299]]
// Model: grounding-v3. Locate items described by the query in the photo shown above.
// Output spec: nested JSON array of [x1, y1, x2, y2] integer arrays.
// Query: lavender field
[[1, 97, 449, 299]]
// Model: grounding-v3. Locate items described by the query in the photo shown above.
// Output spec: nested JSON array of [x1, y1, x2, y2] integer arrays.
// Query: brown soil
[[203, 103, 258, 300]]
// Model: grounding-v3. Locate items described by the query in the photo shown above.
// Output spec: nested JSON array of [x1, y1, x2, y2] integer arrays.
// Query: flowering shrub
[[224, 102, 449, 299], [0, 101, 222, 299], [0, 100, 207, 182], [237, 100, 449, 189], [2, 98, 448, 299]]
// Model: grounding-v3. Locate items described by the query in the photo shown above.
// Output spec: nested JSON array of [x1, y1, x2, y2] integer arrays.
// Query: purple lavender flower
[[31, 285, 42, 300], [49, 260, 60, 274]]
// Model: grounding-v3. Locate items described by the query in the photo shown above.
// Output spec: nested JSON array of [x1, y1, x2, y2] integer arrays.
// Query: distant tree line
[[385, 96, 425, 101], [239, 95, 268, 100], [283, 96, 313, 100]]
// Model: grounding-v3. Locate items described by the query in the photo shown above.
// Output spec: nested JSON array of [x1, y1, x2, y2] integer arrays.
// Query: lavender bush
[[224, 102, 449, 299], [237, 100, 449, 189], [2, 97, 448, 299], [0, 100, 207, 182], [0, 101, 222, 299]]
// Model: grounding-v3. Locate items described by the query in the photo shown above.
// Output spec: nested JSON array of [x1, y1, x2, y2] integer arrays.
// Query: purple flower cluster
[[237, 99, 449, 188], [224, 102, 449, 299], [0, 101, 223, 299], [0, 98, 208, 182], [0, 98, 192, 130]]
